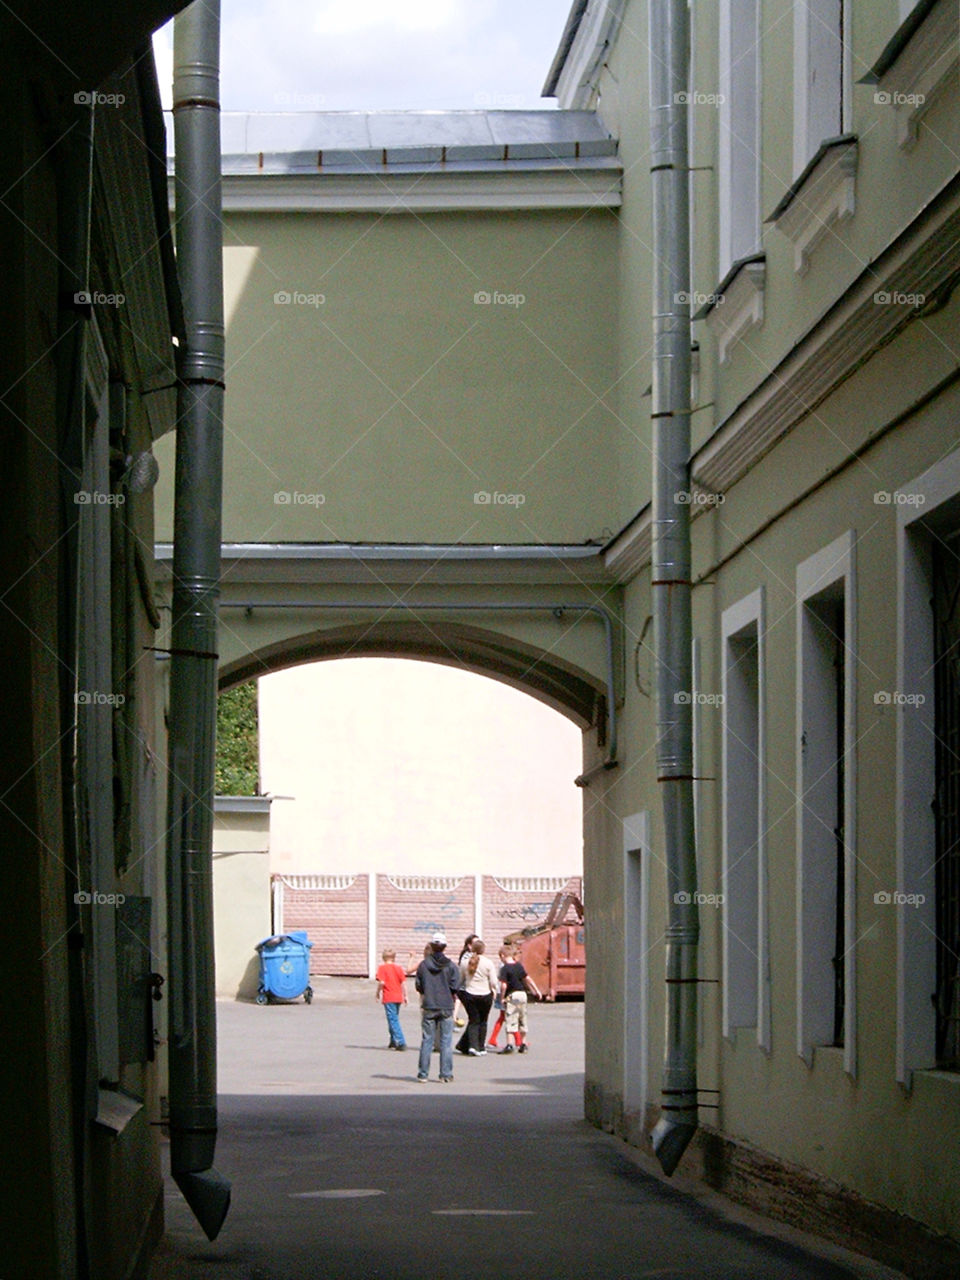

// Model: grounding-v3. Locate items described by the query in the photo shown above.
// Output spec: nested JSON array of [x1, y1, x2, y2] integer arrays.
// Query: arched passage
[[217, 616, 609, 746]]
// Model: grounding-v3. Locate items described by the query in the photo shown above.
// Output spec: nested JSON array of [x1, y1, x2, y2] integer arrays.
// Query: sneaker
[[518, 1044, 528, 1054], [500, 1044, 514, 1054], [477, 1050, 487, 1056], [486, 1043, 498, 1050], [416, 1075, 428, 1082], [394, 1044, 406, 1051], [466, 1048, 478, 1056], [440, 1076, 454, 1083]]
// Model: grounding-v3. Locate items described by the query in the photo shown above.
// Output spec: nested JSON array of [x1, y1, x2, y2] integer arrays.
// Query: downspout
[[648, 0, 700, 1175], [166, 0, 230, 1240]]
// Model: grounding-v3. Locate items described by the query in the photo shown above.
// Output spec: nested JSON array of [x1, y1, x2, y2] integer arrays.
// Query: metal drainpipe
[[166, 0, 230, 1240], [648, 0, 700, 1175]]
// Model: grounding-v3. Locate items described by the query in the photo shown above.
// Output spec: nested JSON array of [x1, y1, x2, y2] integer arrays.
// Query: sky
[[154, 0, 572, 113]]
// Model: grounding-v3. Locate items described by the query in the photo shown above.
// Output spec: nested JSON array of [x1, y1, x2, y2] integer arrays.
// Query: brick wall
[[482, 875, 583, 949], [277, 874, 368, 976], [275, 872, 583, 975], [376, 874, 476, 969]]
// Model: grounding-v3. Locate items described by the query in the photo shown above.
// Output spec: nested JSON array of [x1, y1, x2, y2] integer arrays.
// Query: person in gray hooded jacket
[[414, 931, 460, 1082]]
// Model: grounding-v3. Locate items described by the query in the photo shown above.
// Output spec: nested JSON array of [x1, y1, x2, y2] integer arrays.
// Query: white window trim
[[718, 0, 762, 279], [721, 587, 769, 1050], [895, 447, 960, 1086], [795, 530, 858, 1077], [623, 812, 651, 1119], [793, 0, 852, 177]]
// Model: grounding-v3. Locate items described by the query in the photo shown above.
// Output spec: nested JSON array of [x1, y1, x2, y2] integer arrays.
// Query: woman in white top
[[455, 938, 499, 1055]]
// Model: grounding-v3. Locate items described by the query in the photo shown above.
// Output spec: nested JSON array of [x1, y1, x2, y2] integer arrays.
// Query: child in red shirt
[[375, 948, 408, 1050]]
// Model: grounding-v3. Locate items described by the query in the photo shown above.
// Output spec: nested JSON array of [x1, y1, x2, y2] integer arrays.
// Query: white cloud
[[311, 0, 467, 37], [152, 0, 568, 113]]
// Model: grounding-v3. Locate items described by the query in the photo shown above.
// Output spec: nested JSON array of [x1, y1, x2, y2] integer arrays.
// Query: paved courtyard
[[149, 979, 905, 1280]]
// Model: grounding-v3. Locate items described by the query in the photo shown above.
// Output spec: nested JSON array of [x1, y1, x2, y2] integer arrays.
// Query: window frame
[[795, 530, 858, 1077], [721, 587, 769, 1049]]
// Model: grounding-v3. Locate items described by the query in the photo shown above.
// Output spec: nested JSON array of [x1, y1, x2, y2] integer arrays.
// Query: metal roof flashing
[[165, 109, 621, 212]]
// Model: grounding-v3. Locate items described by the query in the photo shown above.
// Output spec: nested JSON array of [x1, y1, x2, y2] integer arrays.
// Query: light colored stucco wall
[[155, 207, 625, 546], [213, 803, 272, 998], [581, 0, 960, 1246], [258, 656, 583, 878]]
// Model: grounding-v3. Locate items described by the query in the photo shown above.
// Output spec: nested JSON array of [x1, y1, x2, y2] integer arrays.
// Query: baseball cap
[[431, 931, 447, 946]]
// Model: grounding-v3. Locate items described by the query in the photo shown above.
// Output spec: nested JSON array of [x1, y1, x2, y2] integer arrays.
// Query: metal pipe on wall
[[166, 0, 230, 1240], [647, 0, 700, 1175]]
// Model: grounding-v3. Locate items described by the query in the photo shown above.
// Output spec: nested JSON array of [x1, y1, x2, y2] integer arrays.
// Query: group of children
[[374, 936, 540, 1055]]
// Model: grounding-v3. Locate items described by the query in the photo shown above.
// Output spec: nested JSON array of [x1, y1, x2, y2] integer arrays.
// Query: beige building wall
[[259, 656, 583, 878], [213, 798, 273, 999]]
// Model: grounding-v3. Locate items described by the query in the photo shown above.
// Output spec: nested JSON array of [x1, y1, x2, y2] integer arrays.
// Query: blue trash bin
[[255, 931, 313, 1004]]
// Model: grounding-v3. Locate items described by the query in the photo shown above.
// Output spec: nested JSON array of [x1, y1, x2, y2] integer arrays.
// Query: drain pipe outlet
[[166, 0, 230, 1241], [648, 0, 700, 1176]]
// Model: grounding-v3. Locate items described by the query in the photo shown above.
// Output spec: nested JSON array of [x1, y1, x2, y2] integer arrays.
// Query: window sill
[[767, 135, 858, 276], [696, 253, 766, 363], [862, 0, 959, 151]]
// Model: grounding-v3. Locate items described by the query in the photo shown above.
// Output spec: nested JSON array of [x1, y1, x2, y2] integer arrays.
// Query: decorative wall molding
[[768, 135, 858, 276], [701, 254, 766, 363], [865, 0, 959, 151]]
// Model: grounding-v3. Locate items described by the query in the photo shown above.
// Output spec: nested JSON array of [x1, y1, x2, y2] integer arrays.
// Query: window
[[896, 450, 960, 1082], [721, 588, 768, 1048], [932, 537, 960, 1067], [718, 0, 761, 276], [76, 322, 120, 1082], [793, 0, 849, 175], [796, 532, 857, 1075], [623, 813, 651, 1129]]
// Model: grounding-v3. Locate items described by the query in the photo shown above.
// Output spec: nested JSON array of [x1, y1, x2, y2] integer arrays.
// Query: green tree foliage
[[215, 680, 259, 796]]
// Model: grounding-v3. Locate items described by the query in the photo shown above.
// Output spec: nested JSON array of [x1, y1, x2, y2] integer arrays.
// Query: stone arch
[[218, 617, 607, 738]]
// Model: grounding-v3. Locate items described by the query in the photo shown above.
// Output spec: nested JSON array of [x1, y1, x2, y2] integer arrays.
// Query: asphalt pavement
[[148, 977, 906, 1280]]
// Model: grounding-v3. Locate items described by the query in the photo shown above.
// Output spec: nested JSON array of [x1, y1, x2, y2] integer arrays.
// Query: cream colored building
[[152, 2, 960, 1272], [259, 658, 582, 876]]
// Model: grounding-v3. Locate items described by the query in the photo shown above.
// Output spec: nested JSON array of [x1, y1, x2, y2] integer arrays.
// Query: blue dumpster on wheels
[[255, 931, 313, 1004]]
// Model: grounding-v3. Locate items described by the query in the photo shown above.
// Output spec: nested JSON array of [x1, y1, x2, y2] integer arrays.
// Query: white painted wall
[[259, 657, 583, 877]]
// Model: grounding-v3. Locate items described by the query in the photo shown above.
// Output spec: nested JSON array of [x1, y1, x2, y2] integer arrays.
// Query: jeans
[[383, 1002, 405, 1047], [419, 1009, 454, 1079]]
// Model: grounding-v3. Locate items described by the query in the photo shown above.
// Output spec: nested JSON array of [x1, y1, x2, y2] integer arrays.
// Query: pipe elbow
[[172, 1168, 231, 1241], [651, 1112, 698, 1177]]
